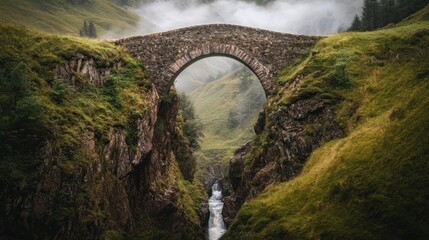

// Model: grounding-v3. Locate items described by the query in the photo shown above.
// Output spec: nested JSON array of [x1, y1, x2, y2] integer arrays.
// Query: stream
[[208, 182, 226, 240]]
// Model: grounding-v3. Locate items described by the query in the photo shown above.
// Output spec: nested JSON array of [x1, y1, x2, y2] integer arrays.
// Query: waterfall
[[208, 182, 226, 240]]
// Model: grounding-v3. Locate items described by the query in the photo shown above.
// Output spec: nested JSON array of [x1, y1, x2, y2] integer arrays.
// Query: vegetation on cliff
[[223, 5, 429, 240], [0, 23, 149, 238], [0, 24, 205, 239], [0, 24, 148, 183], [178, 93, 204, 151]]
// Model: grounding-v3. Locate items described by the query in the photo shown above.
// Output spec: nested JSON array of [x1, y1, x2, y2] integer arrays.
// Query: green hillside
[[0, 0, 138, 36], [223, 5, 429, 240], [0, 23, 205, 239], [0, 23, 149, 188], [188, 68, 266, 181]]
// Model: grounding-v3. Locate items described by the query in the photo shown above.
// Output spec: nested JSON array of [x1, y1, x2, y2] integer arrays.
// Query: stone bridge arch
[[168, 44, 271, 94], [116, 24, 320, 96]]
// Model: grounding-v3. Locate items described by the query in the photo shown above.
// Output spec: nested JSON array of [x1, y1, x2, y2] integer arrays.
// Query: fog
[[174, 57, 241, 93], [109, 0, 364, 93], [131, 0, 363, 36]]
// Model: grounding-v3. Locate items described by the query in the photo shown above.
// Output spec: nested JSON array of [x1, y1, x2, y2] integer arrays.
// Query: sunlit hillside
[[188, 67, 266, 183], [0, 0, 139, 36], [223, 5, 429, 239]]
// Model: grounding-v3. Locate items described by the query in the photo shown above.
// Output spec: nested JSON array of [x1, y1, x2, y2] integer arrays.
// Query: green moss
[[175, 158, 207, 236], [223, 6, 429, 240], [171, 95, 207, 234], [0, 24, 151, 238]]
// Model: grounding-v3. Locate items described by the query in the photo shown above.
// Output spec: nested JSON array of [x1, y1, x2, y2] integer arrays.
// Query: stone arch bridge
[[116, 24, 320, 96]]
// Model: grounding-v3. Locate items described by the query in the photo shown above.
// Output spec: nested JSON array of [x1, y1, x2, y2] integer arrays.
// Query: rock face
[[129, 94, 205, 239], [229, 142, 252, 193], [0, 56, 204, 240], [224, 94, 344, 223], [55, 53, 122, 87], [116, 24, 320, 96]]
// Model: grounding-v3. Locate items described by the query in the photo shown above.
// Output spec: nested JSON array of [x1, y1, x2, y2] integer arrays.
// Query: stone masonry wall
[[116, 24, 321, 96]]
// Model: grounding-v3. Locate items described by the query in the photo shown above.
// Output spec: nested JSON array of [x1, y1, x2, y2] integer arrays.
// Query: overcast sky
[[131, 0, 363, 36]]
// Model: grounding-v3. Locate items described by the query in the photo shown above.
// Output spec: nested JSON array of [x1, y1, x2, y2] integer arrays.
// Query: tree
[[378, 0, 396, 27], [227, 110, 239, 129], [348, 15, 362, 31], [88, 21, 97, 38], [361, 0, 379, 31], [179, 93, 203, 150], [0, 62, 44, 155], [80, 20, 88, 37], [348, 0, 429, 31], [372, 0, 380, 29], [79, 20, 97, 38]]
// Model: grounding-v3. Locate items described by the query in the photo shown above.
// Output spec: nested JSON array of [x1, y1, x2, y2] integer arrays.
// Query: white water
[[208, 182, 226, 240]]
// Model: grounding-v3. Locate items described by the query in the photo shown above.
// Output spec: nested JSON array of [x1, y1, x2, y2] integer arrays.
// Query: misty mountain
[[184, 65, 266, 181], [175, 57, 243, 93]]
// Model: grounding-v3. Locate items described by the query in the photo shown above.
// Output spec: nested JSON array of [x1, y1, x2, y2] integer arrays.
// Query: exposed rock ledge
[[55, 53, 122, 87], [224, 94, 344, 224]]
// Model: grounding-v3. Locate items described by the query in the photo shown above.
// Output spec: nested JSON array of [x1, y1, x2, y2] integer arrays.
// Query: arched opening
[[165, 44, 273, 96], [174, 56, 266, 184], [174, 56, 266, 238]]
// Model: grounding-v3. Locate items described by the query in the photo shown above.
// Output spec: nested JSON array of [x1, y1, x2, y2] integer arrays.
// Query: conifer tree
[[361, 0, 371, 31], [348, 15, 362, 31], [372, 0, 380, 29], [348, 0, 429, 32], [378, 0, 395, 27], [88, 21, 97, 38], [79, 20, 97, 38], [79, 20, 88, 37], [361, 0, 378, 31]]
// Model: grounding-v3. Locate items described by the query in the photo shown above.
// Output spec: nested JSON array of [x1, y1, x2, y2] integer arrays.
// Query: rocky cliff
[[222, 6, 429, 239], [0, 25, 206, 240], [224, 86, 344, 226]]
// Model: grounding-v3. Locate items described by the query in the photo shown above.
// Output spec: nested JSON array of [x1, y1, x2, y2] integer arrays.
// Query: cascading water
[[208, 182, 226, 240]]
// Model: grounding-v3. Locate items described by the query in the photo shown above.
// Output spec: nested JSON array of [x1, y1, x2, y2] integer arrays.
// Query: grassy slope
[[0, 23, 150, 237], [223, 6, 429, 240], [0, 23, 149, 153], [191, 70, 261, 152], [0, 24, 204, 238], [189, 68, 266, 179], [0, 0, 138, 36]]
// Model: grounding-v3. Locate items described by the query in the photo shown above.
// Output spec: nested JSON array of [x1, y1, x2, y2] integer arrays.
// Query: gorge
[[0, 2, 429, 240]]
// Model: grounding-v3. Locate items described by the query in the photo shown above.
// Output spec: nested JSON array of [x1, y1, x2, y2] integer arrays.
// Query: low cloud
[[105, 0, 364, 93], [131, 0, 363, 36]]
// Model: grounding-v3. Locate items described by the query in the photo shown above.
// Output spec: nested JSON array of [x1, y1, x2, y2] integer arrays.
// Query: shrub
[[50, 78, 71, 104]]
